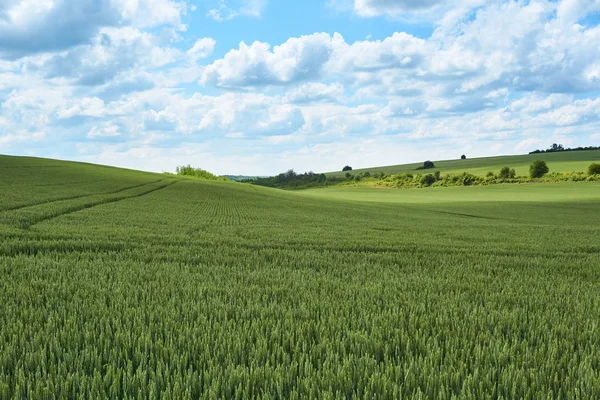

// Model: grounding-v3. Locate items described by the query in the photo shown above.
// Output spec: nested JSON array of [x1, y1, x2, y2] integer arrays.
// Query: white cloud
[[207, 0, 267, 21], [354, 0, 445, 17], [284, 82, 345, 104], [187, 38, 217, 61], [24, 27, 179, 86], [87, 123, 121, 138], [0, 131, 45, 146], [201, 33, 334, 88], [0, 0, 187, 59], [114, 0, 188, 29], [57, 97, 109, 119]]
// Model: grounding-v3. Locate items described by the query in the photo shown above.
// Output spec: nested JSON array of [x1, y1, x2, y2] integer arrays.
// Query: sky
[[1, 0, 600, 175]]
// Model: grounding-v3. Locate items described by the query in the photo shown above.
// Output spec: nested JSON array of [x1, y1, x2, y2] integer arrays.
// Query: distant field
[[300, 181, 600, 204], [325, 150, 600, 178], [2, 154, 600, 398]]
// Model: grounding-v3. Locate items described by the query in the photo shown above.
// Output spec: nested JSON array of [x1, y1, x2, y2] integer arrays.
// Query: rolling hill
[[1, 154, 600, 398], [325, 149, 600, 178]]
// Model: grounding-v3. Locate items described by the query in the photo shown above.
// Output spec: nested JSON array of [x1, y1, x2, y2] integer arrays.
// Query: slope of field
[[326, 149, 600, 178], [1, 155, 600, 398]]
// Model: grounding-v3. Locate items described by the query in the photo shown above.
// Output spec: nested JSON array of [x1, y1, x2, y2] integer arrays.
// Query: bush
[[420, 161, 435, 169], [421, 174, 436, 186], [363, 172, 371, 177], [461, 155, 466, 160], [588, 163, 600, 175], [498, 166, 515, 179], [486, 171, 495, 178], [175, 165, 228, 181], [345, 172, 352, 178], [342, 166, 352, 171], [530, 160, 549, 178]]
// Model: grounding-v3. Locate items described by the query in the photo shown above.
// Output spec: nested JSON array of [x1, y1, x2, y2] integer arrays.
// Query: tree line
[[529, 143, 600, 154]]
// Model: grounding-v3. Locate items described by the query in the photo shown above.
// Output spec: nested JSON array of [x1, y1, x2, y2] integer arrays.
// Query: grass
[[325, 149, 600, 178], [299, 182, 600, 204], [2, 154, 600, 398]]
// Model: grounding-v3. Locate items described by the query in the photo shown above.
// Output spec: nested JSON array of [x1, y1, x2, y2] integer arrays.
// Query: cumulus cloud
[[88, 123, 120, 138], [201, 33, 334, 88], [187, 38, 217, 61], [0, 0, 187, 59], [25, 27, 179, 86], [284, 83, 345, 104]]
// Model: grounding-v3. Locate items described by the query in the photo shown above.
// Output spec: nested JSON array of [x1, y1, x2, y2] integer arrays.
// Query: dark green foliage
[[245, 170, 329, 189], [420, 174, 436, 186], [486, 171, 495, 178], [530, 144, 599, 154], [530, 160, 550, 178], [588, 163, 600, 175], [422, 160, 435, 169], [342, 165, 353, 171], [461, 155, 466, 160], [345, 172, 352, 178], [499, 166, 516, 179], [175, 165, 228, 181]]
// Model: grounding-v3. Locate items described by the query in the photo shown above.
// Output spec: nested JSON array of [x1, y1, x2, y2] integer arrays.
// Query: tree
[[285, 169, 297, 180], [498, 167, 516, 179], [342, 165, 352, 171], [588, 163, 600, 175], [423, 160, 435, 169], [530, 160, 549, 178], [461, 155, 466, 160]]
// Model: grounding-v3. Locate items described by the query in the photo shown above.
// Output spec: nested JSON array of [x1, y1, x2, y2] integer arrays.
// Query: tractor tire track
[[21, 180, 179, 229], [1, 179, 165, 213]]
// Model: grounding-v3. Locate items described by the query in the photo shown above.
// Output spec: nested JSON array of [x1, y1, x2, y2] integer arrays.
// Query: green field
[[326, 150, 600, 178], [2, 154, 600, 398]]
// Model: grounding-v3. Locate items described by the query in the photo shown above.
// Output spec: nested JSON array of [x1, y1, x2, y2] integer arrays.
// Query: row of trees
[[530, 143, 600, 154], [244, 170, 329, 188]]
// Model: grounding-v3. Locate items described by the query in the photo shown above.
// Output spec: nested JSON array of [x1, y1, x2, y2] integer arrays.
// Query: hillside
[[325, 149, 600, 178], [2, 154, 600, 398]]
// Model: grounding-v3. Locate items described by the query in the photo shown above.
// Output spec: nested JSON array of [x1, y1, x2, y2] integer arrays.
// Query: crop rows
[[1, 162, 600, 398]]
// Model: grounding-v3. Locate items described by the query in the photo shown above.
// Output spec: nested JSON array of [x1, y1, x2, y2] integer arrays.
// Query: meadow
[[1, 154, 600, 398], [325, 149, 600, 178]]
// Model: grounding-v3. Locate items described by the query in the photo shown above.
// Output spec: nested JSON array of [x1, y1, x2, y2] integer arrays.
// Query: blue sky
[[1, 0, 600, 175]]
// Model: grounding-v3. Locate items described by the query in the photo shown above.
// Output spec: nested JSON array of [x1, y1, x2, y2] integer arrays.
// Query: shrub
[[363, 172, 371, 177], [461, 155, 466, 160], [342, 166, 352, 171], [421, 174, 436, 186], [486, 171, 495, 178], [345, 172, 352, 178], [588, 163, 600, 175], [421, 161, 435, 169], [175, 165, 228, 181], [459, 172, 480, 186], [530, 160, 549, 178], [498, 166, 515, 179], [434, 171, 441, 180]]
